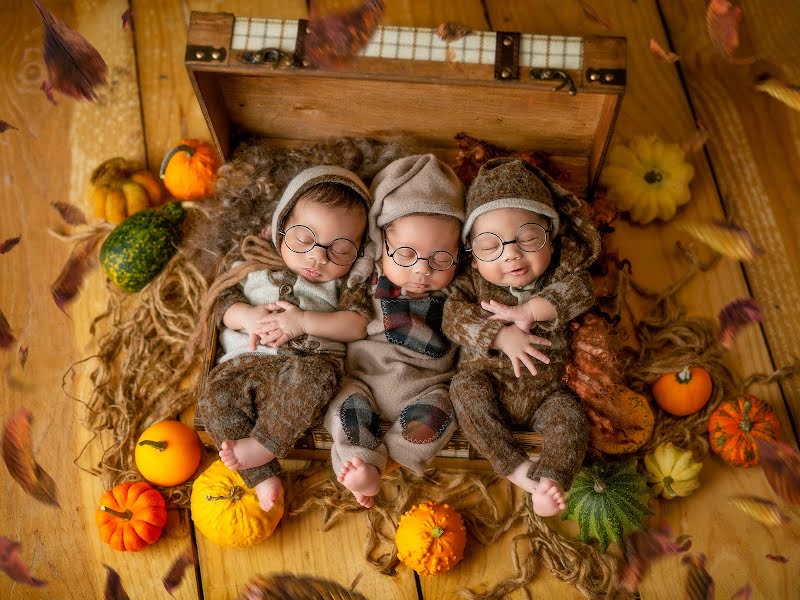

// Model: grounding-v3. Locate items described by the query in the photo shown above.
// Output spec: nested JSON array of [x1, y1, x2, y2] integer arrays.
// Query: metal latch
[[586, 68, 626, 86], [185, 45, 226, 62], [530, 69, 577, 95], [494, 32, 520, 80]]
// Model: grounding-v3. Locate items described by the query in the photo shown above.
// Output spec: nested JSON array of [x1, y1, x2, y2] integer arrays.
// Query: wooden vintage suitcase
[[186, 10, 626, 464]]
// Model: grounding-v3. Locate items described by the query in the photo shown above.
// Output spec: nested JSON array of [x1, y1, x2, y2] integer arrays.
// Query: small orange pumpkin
[[134, 420, 202, 487], [652, 366, 713, 416], [95, 481, 167, 551], [708, 393, 781, 467], [395, 500, 466, 576], [159, 139, 219, 201]]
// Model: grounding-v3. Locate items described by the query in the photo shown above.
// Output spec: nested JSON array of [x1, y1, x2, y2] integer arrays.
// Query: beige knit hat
[[270, 165, 371, 246], [463, 158, 560, 242]]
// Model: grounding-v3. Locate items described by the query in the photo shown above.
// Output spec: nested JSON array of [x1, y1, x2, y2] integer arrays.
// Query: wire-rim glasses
[[279, 224, 359, 266], [383, 238, 456, 271], [467, 222, 551, 262]]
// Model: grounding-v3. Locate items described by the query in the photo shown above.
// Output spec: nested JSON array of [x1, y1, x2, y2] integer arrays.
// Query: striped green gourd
[[561, 459, 653, 552], [100, 202, 185, 292]]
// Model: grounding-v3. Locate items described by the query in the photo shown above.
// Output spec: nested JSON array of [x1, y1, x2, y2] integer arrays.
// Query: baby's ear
[[259, 224, 272, 240]]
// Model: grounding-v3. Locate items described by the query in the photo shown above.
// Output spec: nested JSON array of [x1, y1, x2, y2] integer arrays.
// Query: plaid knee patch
[[400, 391, 453, 444], [340, 394, 382, 450]]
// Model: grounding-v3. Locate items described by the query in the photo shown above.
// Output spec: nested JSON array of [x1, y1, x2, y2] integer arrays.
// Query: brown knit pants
[[450, 368, 588, 490], [199, 353, 343, 487]]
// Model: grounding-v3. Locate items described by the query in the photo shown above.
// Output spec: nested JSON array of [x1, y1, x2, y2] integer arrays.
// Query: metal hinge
[[494, 32, 520, 80], [530, 69, 578, 95], [185, 45, 226, 62]]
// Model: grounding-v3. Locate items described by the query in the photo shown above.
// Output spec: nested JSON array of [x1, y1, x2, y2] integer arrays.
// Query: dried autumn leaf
[[40, 80, 57, 105], [756, 438, 800, 505], [731, 583, 753, 599], [0, 120, 18, 133], [649, 38, 679, 63], [121, 8, 134, 31], [718, 298, 764, 348], [1, 408, 59, 507], [765, 553, 789, 563], [34, 0, 108, 101], [620, 522, 692, 592], [682, 553, 715, 600], [729, 495, 791, 527], [163, 546, 196, 597], [0, 235, 21, 254], [51, 230, 103, 313], [446, 46, 457, 63], [705, 0, 755, 63], [678, 220, 764, 261], [103, 564, 130, 600], [305, 0, 384, 68], [436, 22, 472, 43], [755, 75, 800, 113], [0, 536, 46, 587], [681, 120, 710, 155], [18, 345, 28, 369], [51, 201, 87, 226], [0, 309, 15, 349], [579, 0, 611, 30]]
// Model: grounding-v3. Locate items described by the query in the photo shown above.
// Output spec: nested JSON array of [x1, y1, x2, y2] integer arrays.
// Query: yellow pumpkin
[[395, 500, 466, 576], [89, 157, 167, 224], [159, 139, 219, 201], [134, 420, 202, 487], [602, 134, 695, 224], [190, 460, 283, 547], [644, 442, 702, 499]]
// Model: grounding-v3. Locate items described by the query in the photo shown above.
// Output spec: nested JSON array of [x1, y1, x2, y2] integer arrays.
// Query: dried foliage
[[0, 120, 18, 133], [0, 235, 21, 254], [649, 38, 679, 63], [731, 583, 753, 599], [765, 554, 789, 563], [1, 408, 59, 507], [678, 220, 764, 261], [18, 345, 28, 368], [40, 80, 57, 105], [0, 537, 46, 587], [682, 553, 715, 600], [121, 8, 134, 31], [51, 201, 87, 226], [51, 229, 104, 313], [681, 120, 710, 155], [436, 22, 472, 42], [103, 564, 130, 600], [718, 298, 763, 348], [728, 495, 791, 527], [237, 573, 368, 600], [756, 439, 800, 506], [579, 0, 611, 30], [0, 309, 15, 349], [754, 75, 800, 112], [305, 0, 384, 68], [619, 523, 692, 592], [163, 546, 196, 597], [705, 0, 755, 63]]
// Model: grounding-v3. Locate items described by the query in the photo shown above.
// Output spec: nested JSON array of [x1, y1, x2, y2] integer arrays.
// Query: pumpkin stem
[[100, 505, 133, 520], [138, 439, 168, 451], [206, 486, 245, 502], [740, 398, 753, 432], [431, 526, 445, 539], [591, 474, 606, 493], [644, 170, 663, 184], [676, 366, 692, 384], [159, 144, 195, 179], [662, 476, 677, 498]]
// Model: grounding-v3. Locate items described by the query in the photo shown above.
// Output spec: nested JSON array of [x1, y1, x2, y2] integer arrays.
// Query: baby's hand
[[239, 305, 279, 350], [493, 325, 551, 378], [481, 299, 536, 332], [256, 301, 306, 347]]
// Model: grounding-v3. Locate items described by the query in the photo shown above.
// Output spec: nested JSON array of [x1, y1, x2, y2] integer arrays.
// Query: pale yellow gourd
[[644, 442, 702, 499], [190, 460, 283, 547]]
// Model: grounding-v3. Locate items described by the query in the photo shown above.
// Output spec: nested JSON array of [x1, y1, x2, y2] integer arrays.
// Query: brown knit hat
[[463, 158, 560, 241]]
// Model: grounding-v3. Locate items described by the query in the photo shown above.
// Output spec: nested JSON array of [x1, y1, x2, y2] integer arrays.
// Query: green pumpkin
[[100, 202, 184, 292], [561, 460, 653, 552]]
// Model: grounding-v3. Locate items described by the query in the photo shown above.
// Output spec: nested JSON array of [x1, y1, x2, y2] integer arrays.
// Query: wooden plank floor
[[1, 1, 798, 598]]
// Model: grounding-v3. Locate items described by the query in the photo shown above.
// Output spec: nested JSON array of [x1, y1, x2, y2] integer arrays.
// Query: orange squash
[[95, 481, 167, 551], [708, 393, 781, 467], [159, 139, 219, 201], [395, 501, 466, 576], [652, 366, 713, 416], [89, 157, 167, 224], [134, 420, 202, 487]]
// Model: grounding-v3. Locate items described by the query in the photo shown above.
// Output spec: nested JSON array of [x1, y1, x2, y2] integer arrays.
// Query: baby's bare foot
[[337, 457, 380, 507], [506, 460, 538, 494], [253, 475, 283, 512], [219, 437, 274, 470], [532, 477, 565, 517]]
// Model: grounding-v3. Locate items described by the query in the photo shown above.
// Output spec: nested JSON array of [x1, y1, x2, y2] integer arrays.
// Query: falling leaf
[[755, 75, 800, 113], [446, 46, 457, 63], [729, 495, 791, 527], [717, 298, 764, 348], [18, 345, 28, 369], [1, 408, 59, 507], [51, 201, 87, 226], [0, 236, 21, 254], [681, 120, 710, 154], [34, 0, 108, 101], [765, 553, 789, 563], [103, 564, 130, 600], [682, 553, 715, 600], [305, 0, 384, 68], [121, 8, 134, 31], [620, 522, 692, 592], [0, 120, 18, 133], [436, 22, 472, 43], [0, 309, 14, 349], [578, 0, 611, 30], [40, 81, 57, 105], [51, 230, 104, 313], [163, 546, 195, 597], [678, 220, 764, 261], [706, 0, 755, 63], [649, 38, 679, 63], [0, 536, 46, 587], [731, 583, 753, 599], [756, 439, 800, 506]]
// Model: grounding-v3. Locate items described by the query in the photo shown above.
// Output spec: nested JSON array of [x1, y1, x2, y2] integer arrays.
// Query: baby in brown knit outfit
[[198, 166, 372, 512], [323, 154, 466, 508], [443, 158, 600, 516]]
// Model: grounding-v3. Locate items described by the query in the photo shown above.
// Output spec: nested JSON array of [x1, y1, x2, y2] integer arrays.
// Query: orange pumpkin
[[134, 420, 202, 487], [652, 366, 713, 416], [708, 393, 781, 467], [395, 500, 467, 576], [159, 139, 219, 201], [95, 481, 167, 551]]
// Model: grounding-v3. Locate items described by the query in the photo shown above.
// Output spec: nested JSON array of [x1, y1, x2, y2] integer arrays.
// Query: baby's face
[[279, 197, 366, 283], [380, 214, 461, 293], [470, 208, 553, 288]]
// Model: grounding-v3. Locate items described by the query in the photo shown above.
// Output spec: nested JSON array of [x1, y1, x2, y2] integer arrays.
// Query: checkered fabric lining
[[231, 17, 584, 70]]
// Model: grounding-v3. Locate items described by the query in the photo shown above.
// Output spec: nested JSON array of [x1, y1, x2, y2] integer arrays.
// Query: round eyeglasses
[[279, 225, 359, 266], [467, 222, 551, 262], [384, 238, 456, 271]]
